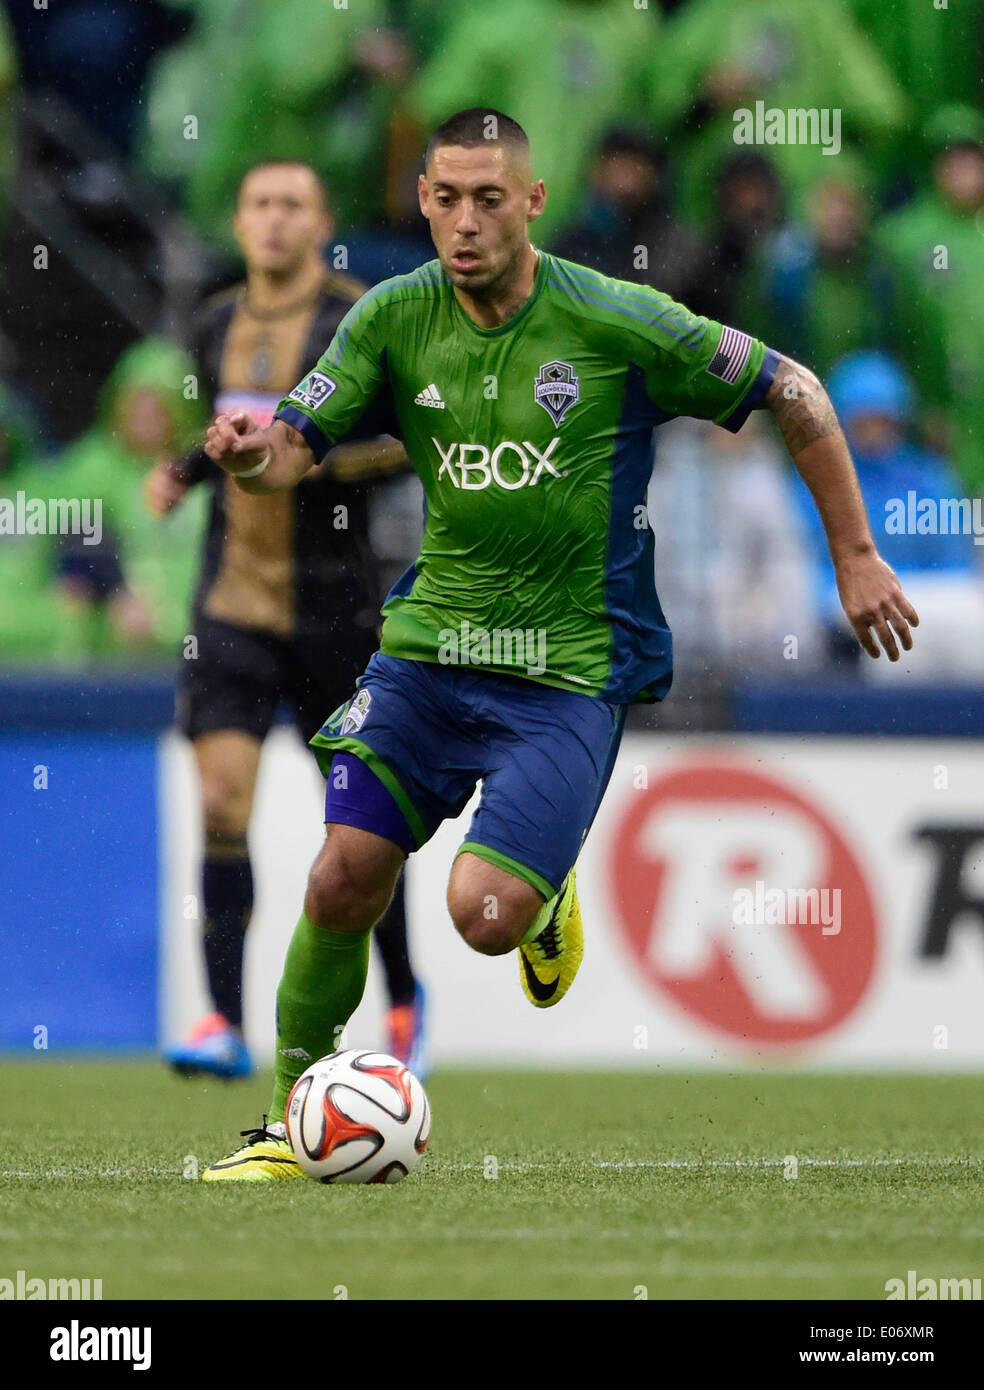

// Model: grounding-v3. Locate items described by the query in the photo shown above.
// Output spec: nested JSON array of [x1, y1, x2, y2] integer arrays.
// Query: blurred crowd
[[2, 0, 984, 685]]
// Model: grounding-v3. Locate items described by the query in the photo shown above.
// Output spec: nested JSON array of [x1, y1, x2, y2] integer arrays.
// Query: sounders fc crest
[[534, 361, 580, 426], [340, 688, 372, 736]]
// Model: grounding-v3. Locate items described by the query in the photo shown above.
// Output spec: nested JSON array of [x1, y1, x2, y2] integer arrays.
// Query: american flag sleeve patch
[[705, 326, 753, 385]]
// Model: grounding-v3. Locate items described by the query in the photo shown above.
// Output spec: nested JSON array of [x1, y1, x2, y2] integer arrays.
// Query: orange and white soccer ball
[[285, 1050, 431, 1183]]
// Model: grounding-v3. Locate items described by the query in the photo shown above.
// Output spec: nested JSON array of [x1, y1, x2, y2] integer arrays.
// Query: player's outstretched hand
[[204, 411, 268, 475], [835, 550, 919, 661]]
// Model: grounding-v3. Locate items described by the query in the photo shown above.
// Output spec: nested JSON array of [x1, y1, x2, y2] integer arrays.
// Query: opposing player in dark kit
[[148, 161, 427, 1083]]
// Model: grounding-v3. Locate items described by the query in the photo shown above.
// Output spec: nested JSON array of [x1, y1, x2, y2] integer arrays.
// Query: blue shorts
[[311, 652, 626, 899]]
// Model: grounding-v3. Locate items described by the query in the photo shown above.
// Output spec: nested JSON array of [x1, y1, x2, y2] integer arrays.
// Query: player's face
[[419, 145, 545, 295], [234, 166, 333, 275]]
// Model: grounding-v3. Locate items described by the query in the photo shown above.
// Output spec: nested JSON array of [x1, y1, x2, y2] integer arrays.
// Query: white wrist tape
[[235, 450, 270, 480]]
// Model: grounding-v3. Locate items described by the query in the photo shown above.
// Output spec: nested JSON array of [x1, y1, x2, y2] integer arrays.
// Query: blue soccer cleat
[[165, 1012, 254, 1080], [384, 983, 430, 1082]]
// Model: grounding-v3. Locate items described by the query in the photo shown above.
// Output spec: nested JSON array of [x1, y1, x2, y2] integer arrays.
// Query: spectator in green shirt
[[140, 0, 407, 241], [845, 0, 983, 132], [0, 384, 83, 664], [408, 0, 660, 245], [844, 0, 984, 200], [873, 106, 984, 496], [652, 0, 908, 229], [50, 338, 209, 660], [761, 153, 894, 377]]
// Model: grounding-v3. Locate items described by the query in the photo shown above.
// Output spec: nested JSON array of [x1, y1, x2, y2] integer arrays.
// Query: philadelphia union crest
[[534, 361, 580, 426]]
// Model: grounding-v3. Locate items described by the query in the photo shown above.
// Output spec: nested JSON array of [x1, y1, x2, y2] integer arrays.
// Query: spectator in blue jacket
[[797, 351, 984, 681]]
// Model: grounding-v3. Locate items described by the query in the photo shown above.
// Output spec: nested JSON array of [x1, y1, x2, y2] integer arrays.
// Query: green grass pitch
[[3, 1061, 983, 1300]]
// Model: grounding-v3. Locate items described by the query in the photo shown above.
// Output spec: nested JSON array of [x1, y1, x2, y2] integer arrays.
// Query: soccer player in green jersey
[[199, 109, 918, 1179]]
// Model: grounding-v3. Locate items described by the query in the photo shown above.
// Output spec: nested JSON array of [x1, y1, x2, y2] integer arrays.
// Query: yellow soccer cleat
[[201, 1119, 305, 1182], [518, 868, 583, 1009]]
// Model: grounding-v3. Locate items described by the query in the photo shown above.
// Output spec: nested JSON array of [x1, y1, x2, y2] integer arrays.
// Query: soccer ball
[[285, 1049, 431, 1183]]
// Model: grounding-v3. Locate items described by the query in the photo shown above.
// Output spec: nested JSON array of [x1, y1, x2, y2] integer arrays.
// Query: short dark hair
[[713, 151, 780, 192], [597, 126, 666, 171], [425, 108, 530, 168], [236, 160, 331, 211]]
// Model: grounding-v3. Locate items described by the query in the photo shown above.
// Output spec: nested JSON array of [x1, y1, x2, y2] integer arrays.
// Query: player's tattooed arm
[[763, 354, 840, 456], [204, 413, 315, 493], [760, 352, 919, 661]]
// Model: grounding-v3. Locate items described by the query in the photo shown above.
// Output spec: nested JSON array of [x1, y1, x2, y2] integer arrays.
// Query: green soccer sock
[[519, 884, 561, 946], [268, 912, 371, 1123]]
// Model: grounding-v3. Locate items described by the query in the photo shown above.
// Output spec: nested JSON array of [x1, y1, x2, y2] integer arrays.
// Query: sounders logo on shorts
[[434, 437, 567, 490], [340, 689, 371, 736]]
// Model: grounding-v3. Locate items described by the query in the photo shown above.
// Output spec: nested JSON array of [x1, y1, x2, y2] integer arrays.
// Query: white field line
[[448, 1156, 984, 1170], [2, 1155, 983, 1180]]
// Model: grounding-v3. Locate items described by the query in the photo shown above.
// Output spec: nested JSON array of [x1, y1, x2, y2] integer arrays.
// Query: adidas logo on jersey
[[414, 383, 446, 409]]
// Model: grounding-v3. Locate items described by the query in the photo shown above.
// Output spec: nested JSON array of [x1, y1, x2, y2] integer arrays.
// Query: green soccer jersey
[[275, 252, 777, 702]]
